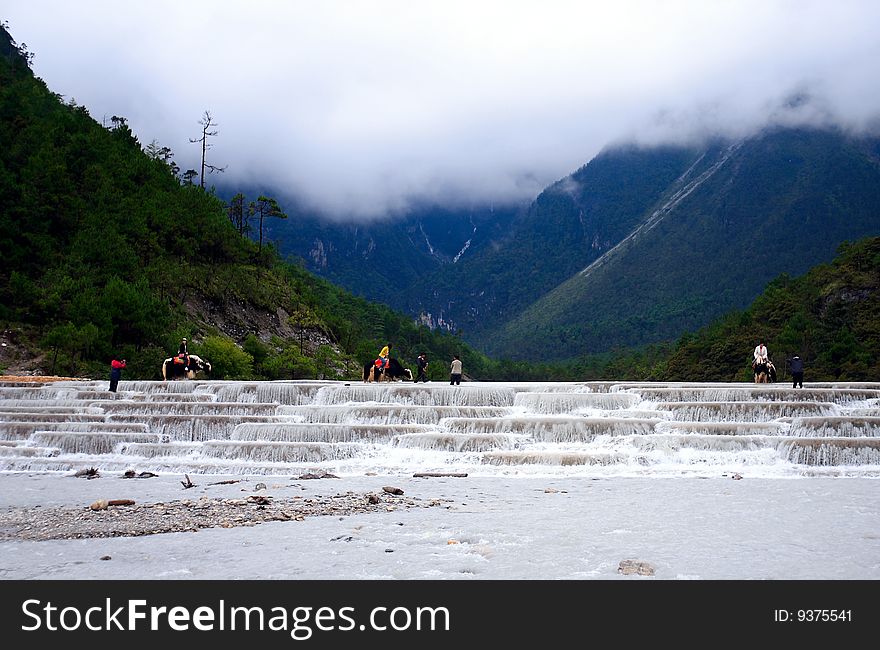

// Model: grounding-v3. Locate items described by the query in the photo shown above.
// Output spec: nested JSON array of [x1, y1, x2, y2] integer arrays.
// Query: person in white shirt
[[753, 342, 768, 364], [450, 355, 463, 385]]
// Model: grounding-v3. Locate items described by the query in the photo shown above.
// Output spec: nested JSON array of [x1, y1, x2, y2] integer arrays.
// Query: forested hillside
[[660, 236, 880, 382], [488, 129, 880, 360], [0, 25, 494, 381], [263, 202, 521, 312]]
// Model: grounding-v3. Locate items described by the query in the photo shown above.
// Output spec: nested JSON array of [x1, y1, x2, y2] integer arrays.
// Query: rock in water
[[617, 559, 655, 576]]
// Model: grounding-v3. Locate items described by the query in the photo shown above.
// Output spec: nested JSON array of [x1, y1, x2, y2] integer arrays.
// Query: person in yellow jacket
[[377, 344, 391, 370]]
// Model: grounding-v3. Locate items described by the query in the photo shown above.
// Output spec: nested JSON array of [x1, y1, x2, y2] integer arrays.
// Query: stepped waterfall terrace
[[1, 381, 880, 478]]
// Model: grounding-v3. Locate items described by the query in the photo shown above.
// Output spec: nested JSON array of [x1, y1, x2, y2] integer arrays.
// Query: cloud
[[5, 0, 880, 219]]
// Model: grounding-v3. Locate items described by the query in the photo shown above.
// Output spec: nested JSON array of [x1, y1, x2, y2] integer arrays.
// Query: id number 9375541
[[773, 609, 852, 622]]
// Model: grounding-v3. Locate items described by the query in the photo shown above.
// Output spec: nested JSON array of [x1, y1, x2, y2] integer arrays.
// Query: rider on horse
[[176, 338, 191, 370], [753, 342, 768, 366], [376, 344, 391, 371]]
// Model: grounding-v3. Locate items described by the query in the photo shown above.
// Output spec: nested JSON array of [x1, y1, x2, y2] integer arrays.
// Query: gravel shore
[[0, 489, 447, 542]]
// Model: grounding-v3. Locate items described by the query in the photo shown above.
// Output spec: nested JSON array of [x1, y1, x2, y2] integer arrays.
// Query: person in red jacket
[[109, 358, 126, 393]]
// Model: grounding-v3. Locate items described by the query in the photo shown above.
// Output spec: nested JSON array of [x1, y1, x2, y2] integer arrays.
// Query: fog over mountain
[[6, 1, 880, 219]]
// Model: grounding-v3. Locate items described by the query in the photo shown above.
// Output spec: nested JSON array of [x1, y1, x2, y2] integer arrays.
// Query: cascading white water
[[656, 421, 783, 436], [202, 440, 362, 463], [105, 414, 279, 442], [230, 422, 432, 443], [632, 387, 880, 404], [778, 437, 880, 465], [657, 401, 839, 422], [203, 381, 327, 405], [784, 416, 880, 438], [392, 432, 524, 452], [29, 431, 160, 455], [441, 416, 658, 441], [0, 445, 60, 457], [2, 379, 879, 477], [277, 404, 512, 424], [314, 384, 517, 407], [117, 442, 202, 457], [97, 401, 281, 416], [0, 412, 108, 423], [514, 392, 640, 413]]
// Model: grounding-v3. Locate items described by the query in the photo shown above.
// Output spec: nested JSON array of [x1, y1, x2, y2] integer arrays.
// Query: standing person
[[450, 355, 462, 385], [790, 355, 804, 388], [753, 341, 768, 364], [415, 353, 428, 382], [109, 358, 126, 393]]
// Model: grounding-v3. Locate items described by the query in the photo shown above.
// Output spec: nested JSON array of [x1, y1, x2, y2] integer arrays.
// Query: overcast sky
[[5, 1, 880, 219]]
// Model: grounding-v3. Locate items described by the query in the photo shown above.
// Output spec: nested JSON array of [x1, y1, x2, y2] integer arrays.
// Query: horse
[[363, 358, 413, 383], [162, 354, 211, 381]]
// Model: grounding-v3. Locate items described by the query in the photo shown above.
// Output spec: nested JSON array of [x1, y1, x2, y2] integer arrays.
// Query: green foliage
[[195, 336, 253, 380], [242, 334, 270, 367], [262, 343, 315, 380]]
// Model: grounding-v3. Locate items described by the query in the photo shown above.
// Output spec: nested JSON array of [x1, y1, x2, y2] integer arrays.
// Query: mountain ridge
[[487, 127, 880, 360]]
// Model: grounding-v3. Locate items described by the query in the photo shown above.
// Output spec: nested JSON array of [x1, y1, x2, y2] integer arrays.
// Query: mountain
[[262, 127, 880, 364], [487, 128, 880, 360], [263, 202, 521, 309], [0, 25, 495, 381], [399, 145, 703, 335]]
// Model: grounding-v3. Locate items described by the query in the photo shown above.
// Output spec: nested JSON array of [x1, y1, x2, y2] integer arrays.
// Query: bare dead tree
[[189, 110, 227, 188]]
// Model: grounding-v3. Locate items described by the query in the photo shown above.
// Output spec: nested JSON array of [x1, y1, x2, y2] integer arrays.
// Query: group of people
[[109, 336, 806, 389], [376, 345, 463, 384], [753, 341, 804, 388]]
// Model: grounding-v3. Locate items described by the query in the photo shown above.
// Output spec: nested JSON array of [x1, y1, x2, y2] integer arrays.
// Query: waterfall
[[658, 401, 839, 422], [202, 440, 362, 463], [277, 404, 512, 424], [784, 416, 880, 438], [97, 401, 281, 416], [779, 437, 880, 465], [230, 423, 432, 443], [29, 431, 160, 455], [482, 450, 625, 466], [656, 421, 783, 436], [105, 414, 279, 442], [441, 416, 658, 441], [118, 442, 203, 458], [514, 392, 640, 413], [314, 384, 517, 407], [3, 377, 879, 477], [392, 432, 523, 452]]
